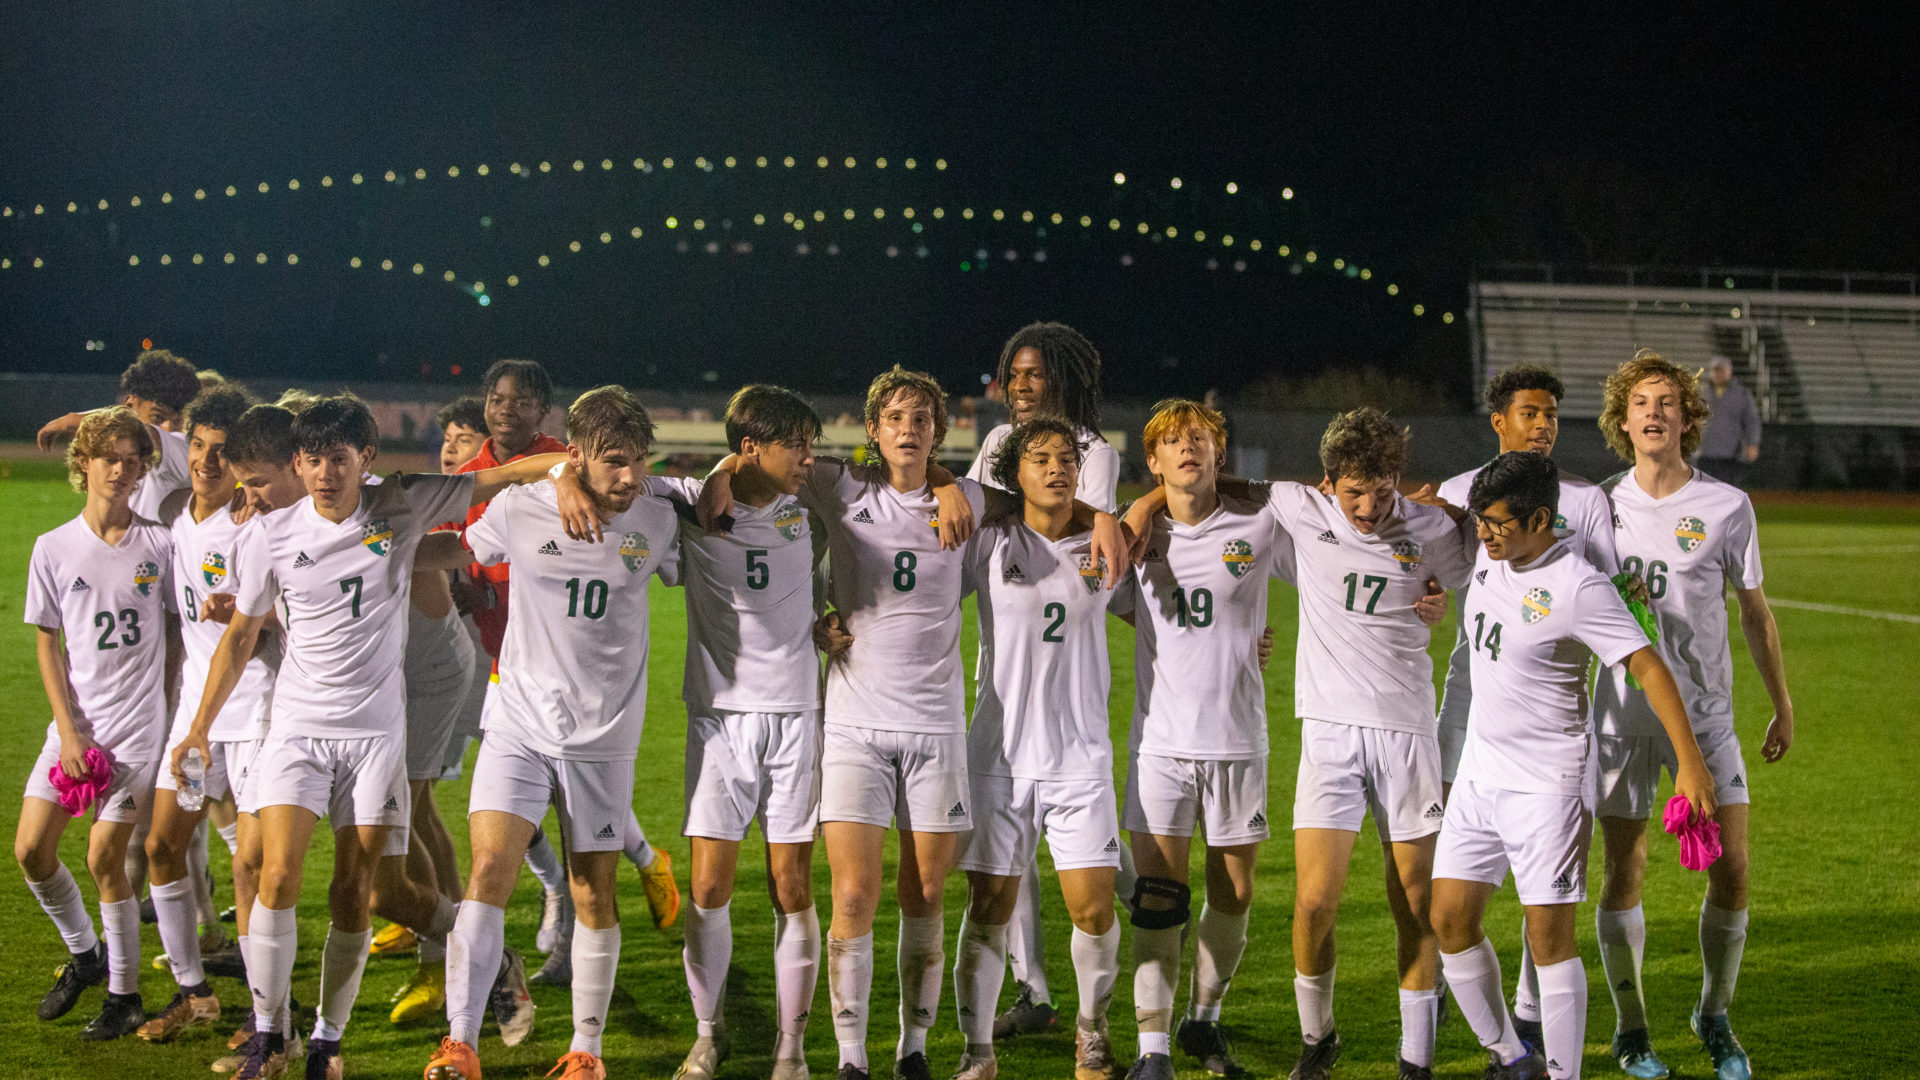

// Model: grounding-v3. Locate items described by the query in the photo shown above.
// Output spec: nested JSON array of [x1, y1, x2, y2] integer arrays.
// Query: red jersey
[[455, 432, 569, 660]]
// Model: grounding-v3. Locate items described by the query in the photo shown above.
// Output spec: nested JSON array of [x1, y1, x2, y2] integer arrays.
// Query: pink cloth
[[1662, 794, 1723, 871], [46, 746, 116, 817]]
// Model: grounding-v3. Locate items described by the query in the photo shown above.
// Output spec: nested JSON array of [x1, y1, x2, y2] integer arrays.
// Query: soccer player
[[1432, 451, 1715, 1080], [38, 348, 204, 521], [135, 386, 266, 1044], [948, 416, 1131, 1080], [1590, 350, 1794, 1080], [17, 408, 177, 1040], [173, 394, 568, 1080], [422, 385, 679, 1080], [963, 322, 1124, 1044]]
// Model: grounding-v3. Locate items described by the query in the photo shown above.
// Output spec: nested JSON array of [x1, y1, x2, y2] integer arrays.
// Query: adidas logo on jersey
[[596, 823, 616, 840], [1316, 530, 1339, 545], [383, 795, 400, 812], [1475, 569, 1488, 584], [852, 508, 875, 524], [293, 551, 316, 568], [1247, 811, 1268, 830], [1003, 561, 1027, 584], [947, 802, 966, 818], [1550, 870, 1574, 893], [1104, 837, 1119, 853], [1423, 802, 1444, 820], [69, 577, 90, 592], [538, 540, 562, 556], [1730, 774, 1745, 789]]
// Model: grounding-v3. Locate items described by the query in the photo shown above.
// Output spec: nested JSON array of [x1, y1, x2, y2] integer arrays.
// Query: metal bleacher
[[1472, 275, 1920, 429]]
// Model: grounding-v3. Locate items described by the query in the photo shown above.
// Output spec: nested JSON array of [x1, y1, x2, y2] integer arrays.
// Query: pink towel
[[1662, 794, 1723, 871], [46, 746, 116, 817]]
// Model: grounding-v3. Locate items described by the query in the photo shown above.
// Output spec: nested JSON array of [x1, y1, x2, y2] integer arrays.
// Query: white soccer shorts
[[1293, 719, 1446, 841], [1432, 778, 1590, 906], [405, 653, 477, 780], [683, 710, 822, 845], [818, 723, 972, 834], [467, 737, 636, 853], [960, 773, 1122, 876], [1123, 752, 1271, 846], [154, 735, 264, 807], [1596, 725, 1750, 820], [248, 730, 411, 855], [24, 734, 159, 825]]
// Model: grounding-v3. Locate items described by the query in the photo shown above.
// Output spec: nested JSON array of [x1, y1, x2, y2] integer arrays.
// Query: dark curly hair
[[292, 393, 379, 456], [1484, 364, 1566, 414], [226, 405, 299, 467], [482, 358, 553, 412], [182, 385, 258, 438], [1468, 450, 1560, 526], [1318, 406, 1410, 482], [995, 321, 1104, 432], [990, 416, 1085, 499], [436, 396, 487, 433], [121, 349, 202, 413]]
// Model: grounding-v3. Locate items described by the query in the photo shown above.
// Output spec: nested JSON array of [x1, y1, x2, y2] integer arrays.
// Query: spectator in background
[[1696, 355, 1761, 486]]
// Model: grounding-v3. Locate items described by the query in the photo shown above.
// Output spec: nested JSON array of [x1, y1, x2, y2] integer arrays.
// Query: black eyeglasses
[[1471, 510, 1519, 536]]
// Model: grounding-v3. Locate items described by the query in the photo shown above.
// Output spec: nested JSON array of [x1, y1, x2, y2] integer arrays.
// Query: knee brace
[[1129, 876, 1192, 930]]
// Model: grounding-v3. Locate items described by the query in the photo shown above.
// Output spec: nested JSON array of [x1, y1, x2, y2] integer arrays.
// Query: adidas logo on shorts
[[1617, 978, 1635, 992], [596, 823, 616, 840], [852, 508, 874, 524], [118, 795, 136, 810], [1317, 530, 1339, 545], [1247, 811, 1268, 830], [1551, 870, 1574, 893], [1730, 774, 1745, 789], [947, 802, 966, 818], [1104, 837, 1119, 853], [293, 551, 316, 568], [383, 795, 401, 812], [1423, 802, 1445, 820], [538, 540, 562, 555], [69, 577, 90, 592]]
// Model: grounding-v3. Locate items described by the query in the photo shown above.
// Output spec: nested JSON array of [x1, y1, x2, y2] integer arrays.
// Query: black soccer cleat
[[79, 991, 145, 1041], [836, 1066, 872, 1080], [1513, 1015, 1543, 1054], [1484, 1041, 1546, 1080], [306, 1036, 343, 1080], [1124, 1052, 1175, 1080], [893, 1050, 933, 1080], [1397, 1057, 1433, 1080], [1287, 1030, 1342, 1080], [1176, 1018, 1249, 1078], [991, 983, 1059, 1040], [38, 940, 108, 1020]]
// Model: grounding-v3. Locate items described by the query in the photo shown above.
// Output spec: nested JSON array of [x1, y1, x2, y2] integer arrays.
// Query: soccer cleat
[[537, 887, 574, 955], [640, 848, 682, 929], [39, 940, 108, 1020], [673, 1034, 727, 1080], [201, 924, 231, 954], [141, 894, 158, 923], [893, 1051, 933, 1080], [220, 906, 237, 923], [204, 939, 248, 980], [772, 1057, 811, 1080], [80, 991, 146, 1041], [489, 948, 536, 1046], [234, 1032, 290, 1080], [1074, 1020, 1118, 1080], [529, 947, 572, 988], [1123, 1052, 1175, 1080], [836, 1066, 872, 1080], [1691, 1011, 1752, 1080], [1397, 1057, 1433, 1080], [212, 1014, 258, 1072], [426, 1036, 483, 1080], [154, 951, 174, 971], [1175, 1018, 1248, 1078], [950, 1051, 997, 1080], [391, 963, 447, 1023], [1612, 1028, 1670, 1078], [991, 983, 1059, 1040], [1287, 1031, 1342, 1080], [1513, 1015, 1544, 1054], [305, 1036, 344, 1080], [547, 1051, 606, 1079], [1484, 1042, 1546, 1080], [138, 989, 222, 1042], [371, 922, 417, 956]]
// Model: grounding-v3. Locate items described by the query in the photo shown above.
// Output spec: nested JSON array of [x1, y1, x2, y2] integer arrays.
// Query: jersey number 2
[[1041, 601, 1066, 643]]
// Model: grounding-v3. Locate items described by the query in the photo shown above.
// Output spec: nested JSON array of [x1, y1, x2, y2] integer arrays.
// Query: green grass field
[[0, 456, 1914, 1079]]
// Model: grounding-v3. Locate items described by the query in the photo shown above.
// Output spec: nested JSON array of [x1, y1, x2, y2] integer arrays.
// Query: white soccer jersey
[[234, 473, 473, 738], [1456, 541, 1650, 797], [465, 480, 680, 759], [804, 461, 988, 735], [1593, 468, 1763, 738], [130, 427, 190, 523], [171, 502, 273, 742], [1118, 495, 1282, 761], [645, 475, 820, 714], [24, 515, 175, 761], [967, 423, 1122, 513], [964, 516, 1118, 781], [1260, 481, 1473, 734]]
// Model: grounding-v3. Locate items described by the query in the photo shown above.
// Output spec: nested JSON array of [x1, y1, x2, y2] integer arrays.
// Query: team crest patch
[[360, 518, 395, 557], [1078, 554, 1105, 593], [1222, 539, 1255, 578], [1552, 513, 1569, 531], [927, 513, 941, 530], [133, 561, 160, 596], [1392, 540, 1423, 574], [1675, 516, 1707, 553], [774, 507, 806, 542], [1521, 587, 1553, 625], [201, 551, 228, 588], [618, 531, 651, 573]]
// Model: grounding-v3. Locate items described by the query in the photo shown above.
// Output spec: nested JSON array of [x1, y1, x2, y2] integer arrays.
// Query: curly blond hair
[[68, 406, 158, 493], [862, 366, 949, 460], [1599, 348, 1710, 461]]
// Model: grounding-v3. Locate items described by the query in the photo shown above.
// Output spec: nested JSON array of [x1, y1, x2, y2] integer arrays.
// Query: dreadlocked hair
[[995, 321, 1104, 432]]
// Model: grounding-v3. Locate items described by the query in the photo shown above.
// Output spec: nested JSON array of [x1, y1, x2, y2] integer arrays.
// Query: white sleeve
[[654, 524, 682, 588], [463, 488, 512, 568], [399, 472, 478, 542], [1079, 441, 1121, 513], [23, 537, 60, 629], [1107, 567, 1138, 617], [1723, 498, 1763, 590], [1579, 488, 1620, 573], [233, 522, 280, 619], [966, 443, 993, 487], [1573, 575, 1652, 668], [1255, 480, 1309, 537], [1426, 515, 1475, 590]]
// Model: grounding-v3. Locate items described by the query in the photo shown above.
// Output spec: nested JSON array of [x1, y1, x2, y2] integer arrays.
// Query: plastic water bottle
[[177, 748, 206, 812]]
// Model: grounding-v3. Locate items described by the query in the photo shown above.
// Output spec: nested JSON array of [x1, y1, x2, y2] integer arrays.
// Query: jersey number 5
[[746, 549, 770, 590]]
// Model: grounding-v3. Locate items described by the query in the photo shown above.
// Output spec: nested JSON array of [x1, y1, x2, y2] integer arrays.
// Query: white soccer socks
[[1596, 904, 1649, 1031], [446, 900, 506, 1047], [1440, 937, 1527, 1065], [828, 931, 874, 1070], [1398, 987, 1441, 1069], [27, 864, 99, 954], [623, 810, 655, 869], [772, 906, 821, 1061], [1514, 920, 1543, 1023], [1535, 956, 1587, 1080], [216, 820, 240, 856], [1006, 863, 1051, 1004], [1132, 924, 1183, 1056], [1070, 923, 1120, 1026], [152, 877, 209, 988], [1294, 967, 1336, 1044], [954, 913, 1009, 1053], [524, 829, 567, 893], [1698, 901, 1748, 1017], [418, 892, 459, 966], [571, 922, 620, 1056], [896, 911, 945, 1058], [314, 924, 373, 1041], [248, 902, 298, 1040], [1191, 903, 1249, 1022], [684, 902, 733, 1037], [98, 896, 142, 995]]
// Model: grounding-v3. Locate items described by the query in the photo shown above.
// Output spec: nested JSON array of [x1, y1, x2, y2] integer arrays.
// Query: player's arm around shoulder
[[464, 451, 568, 508]]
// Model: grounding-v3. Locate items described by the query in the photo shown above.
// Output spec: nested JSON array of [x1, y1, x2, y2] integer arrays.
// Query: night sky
[[3, 4, 1914, 404]]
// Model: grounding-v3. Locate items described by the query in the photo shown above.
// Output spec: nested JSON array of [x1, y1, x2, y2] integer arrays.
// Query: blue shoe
[[1691, 1012, 1751, 1080], [1611, 1029, 1669, 1078]]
